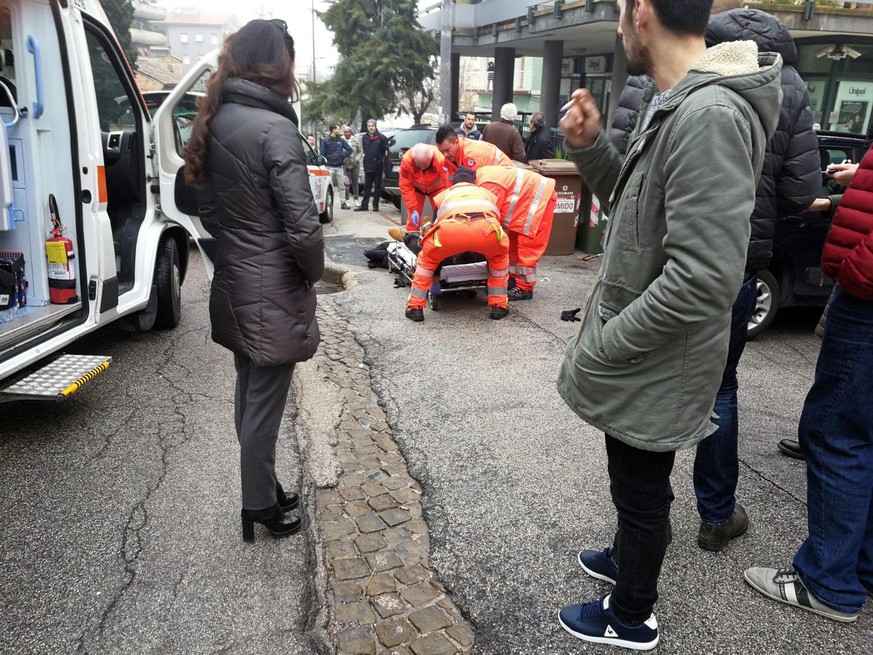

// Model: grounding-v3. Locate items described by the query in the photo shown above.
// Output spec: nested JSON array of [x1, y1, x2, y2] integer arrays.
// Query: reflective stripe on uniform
[[489, 267, 510, 277], [517, 266, 537, 283], [502, 169, 525, 228], [488, 286, 508, 295], [523, 176, 550, 235], [492, 148, 502, 165], [436, 197, 499, 219], [409, 286, 428, 299], [415, 265, 435, 278], [416, 178, 444, 193]]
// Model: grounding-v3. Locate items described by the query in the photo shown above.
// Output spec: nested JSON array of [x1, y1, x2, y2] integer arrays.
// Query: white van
[[0, 0, 286, 401]]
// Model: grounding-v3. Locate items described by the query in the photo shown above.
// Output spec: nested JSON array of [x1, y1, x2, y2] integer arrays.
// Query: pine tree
[[307, 0, 438, 129]]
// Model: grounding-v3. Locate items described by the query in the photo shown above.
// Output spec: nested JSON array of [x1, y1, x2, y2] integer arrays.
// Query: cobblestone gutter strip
[[314, 302, 474, 655]]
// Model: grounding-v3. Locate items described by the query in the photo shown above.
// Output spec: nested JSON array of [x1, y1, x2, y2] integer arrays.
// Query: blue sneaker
[[559, 594, 659, 651], [579, 545, 618, 585]]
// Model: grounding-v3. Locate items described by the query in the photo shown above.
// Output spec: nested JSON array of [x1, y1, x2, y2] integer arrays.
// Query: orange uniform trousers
[[407, 217, 510, 311], [508, 193, 556, 292]]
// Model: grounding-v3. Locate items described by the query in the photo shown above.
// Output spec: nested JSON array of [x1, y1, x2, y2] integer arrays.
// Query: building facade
[[419, 0, 873, 136], [159, 10, 241, 73]]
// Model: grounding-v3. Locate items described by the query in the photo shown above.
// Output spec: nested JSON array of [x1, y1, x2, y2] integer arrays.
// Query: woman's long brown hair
[[184, 20, 296, 188]]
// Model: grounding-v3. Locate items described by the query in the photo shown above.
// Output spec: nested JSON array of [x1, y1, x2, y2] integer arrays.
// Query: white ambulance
[[0, 0, 320, 401]]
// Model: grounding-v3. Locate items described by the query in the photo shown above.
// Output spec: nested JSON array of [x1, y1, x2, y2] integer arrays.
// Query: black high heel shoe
[[276, 482, 300, 512], [241, 504, 302, 542]]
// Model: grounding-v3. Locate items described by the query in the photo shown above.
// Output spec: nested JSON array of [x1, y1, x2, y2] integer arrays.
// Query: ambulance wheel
[[430, 295, 439, 311], [320, 188, 334, 224], [154, 237, 182, 329]]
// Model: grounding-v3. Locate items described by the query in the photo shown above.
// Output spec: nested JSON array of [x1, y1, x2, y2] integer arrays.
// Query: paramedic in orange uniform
[[405, 167, 510, 322], [398, 143, 450, 245], [476, 165, 557, 300], [434, 125, 511, 178]]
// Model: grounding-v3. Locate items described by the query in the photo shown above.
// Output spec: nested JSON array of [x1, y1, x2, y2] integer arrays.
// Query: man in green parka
[[555, 0, 782, 649]]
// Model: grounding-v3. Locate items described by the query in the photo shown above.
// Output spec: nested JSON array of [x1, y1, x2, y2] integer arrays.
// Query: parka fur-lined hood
[[650, 41, 783, 142]]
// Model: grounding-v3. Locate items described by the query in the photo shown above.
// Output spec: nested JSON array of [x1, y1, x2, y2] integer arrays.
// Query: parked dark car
[[381, 124, 437, 209], [749, 131, 868, 337]]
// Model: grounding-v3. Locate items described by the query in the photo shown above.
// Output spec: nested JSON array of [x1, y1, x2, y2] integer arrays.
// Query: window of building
[[195, 34, 203, 43], [180, 33, 188, 44], [211, 34, 219, 45], [182, 54, 191, 65]]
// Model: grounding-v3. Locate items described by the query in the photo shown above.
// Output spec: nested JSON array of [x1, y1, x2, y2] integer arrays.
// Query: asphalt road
[[0, 255, 325, 655], [322, 204, 873, 655]]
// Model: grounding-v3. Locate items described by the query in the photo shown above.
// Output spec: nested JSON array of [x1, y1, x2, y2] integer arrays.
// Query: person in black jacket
[[695, 5, 819, 551], [183, 20, 324, 542], [320, 124, 353, 209], [607, 75, 649, 157], [356, 119, 390, 211], [524, 112, 554, 162]]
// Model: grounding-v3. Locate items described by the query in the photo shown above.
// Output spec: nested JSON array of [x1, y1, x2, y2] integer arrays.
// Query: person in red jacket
[[476, 165, 557, 300], [398, 143, 450, 242], [405, 168, 510, 322], [434, 125, 511, 177], [744, 148, 873, 623]]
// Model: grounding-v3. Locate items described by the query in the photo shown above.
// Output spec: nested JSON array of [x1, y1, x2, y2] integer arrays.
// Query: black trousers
[[606, 433, 676, 624], [233, 353, 295, 511], [360, 169, 383, 209]]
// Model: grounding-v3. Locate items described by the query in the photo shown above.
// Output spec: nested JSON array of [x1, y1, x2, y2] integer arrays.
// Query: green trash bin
[[577, 189, 608, 254]]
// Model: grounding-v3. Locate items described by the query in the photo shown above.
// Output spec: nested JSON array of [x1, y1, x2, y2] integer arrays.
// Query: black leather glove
[[561, 308, 582, 322]]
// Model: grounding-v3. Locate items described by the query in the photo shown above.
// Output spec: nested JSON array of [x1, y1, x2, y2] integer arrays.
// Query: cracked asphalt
[[0, 258, 325, 654]]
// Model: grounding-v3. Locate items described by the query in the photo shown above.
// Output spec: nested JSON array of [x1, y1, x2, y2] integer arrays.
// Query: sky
[[155, 0, 340, 78]]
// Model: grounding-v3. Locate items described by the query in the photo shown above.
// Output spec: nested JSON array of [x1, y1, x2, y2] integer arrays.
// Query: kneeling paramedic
[[405, 168, 510, 322]]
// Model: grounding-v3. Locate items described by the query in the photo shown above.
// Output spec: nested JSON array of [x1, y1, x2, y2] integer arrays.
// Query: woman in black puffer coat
[[184, 20, 324, 542]]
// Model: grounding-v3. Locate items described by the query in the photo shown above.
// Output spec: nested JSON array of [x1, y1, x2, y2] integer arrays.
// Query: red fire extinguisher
[[45, 194, 78, 304]]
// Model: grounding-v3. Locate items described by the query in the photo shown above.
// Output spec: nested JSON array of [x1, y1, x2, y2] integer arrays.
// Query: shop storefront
[[797, 37, 873, 135]]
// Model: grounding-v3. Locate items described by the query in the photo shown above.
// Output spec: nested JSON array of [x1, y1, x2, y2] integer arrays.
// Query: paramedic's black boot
[[509, 286, 533, 301], [490, 305, 510, 320], [241, 505, 302, 542], [276, 482, 300, 512], [405, 307, 424, 322]]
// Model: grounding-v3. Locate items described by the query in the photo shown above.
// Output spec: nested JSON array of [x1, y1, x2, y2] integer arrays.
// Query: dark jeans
[[233, 353, 295, 511], [793, 285, 873, 613], [360, 169, 383, 209], [693, 276, 757, 525], [606, 434, 676, 624]]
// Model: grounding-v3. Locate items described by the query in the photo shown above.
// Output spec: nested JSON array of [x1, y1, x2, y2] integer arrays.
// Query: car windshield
[[392, 129, 433, 150]]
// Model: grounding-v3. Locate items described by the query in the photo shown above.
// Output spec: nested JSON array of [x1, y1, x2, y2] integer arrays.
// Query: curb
[[323, 263, 358, 291]]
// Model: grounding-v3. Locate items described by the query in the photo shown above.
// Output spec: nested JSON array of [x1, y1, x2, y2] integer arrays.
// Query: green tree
[[308, 0, 438, 129], [102, 0, 138, 70]]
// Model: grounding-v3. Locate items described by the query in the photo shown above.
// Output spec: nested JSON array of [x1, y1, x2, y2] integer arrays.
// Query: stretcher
[[386, 241, 488, 311]]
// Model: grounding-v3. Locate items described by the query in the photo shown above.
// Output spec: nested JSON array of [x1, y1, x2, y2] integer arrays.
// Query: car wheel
[[748, 270, 780, 339], [154, 237, 182, 329], [320, 188, 334, 224]]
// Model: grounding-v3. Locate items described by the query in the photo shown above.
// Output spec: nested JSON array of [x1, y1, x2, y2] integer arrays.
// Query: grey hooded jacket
[[201, 78, 324, 367], [558, 43, 782, 451]]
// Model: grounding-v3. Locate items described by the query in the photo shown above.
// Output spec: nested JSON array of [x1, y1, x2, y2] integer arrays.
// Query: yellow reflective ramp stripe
[[59, 360, 111, 397]]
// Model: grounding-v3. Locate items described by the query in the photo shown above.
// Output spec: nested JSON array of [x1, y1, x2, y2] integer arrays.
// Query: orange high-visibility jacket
[[431, 183, 501, 225], [477, 165, 557, 236], [399, 147, 450, 231], [445, 138, 511, 177]]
